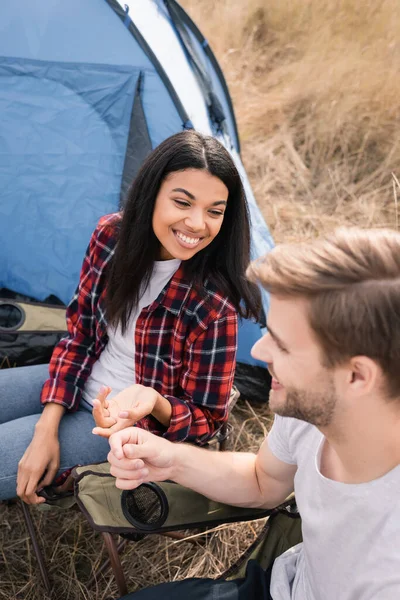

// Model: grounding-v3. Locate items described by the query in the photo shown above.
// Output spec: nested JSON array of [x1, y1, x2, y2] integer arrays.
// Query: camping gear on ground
[[0, 0, 273, 403]]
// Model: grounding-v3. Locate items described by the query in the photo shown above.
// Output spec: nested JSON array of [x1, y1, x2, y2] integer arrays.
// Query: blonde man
[[106, 228, 400, 600]]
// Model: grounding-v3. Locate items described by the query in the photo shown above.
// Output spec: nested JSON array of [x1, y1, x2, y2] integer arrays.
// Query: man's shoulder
[[268, 416, 321, 466], [273, 415, 317, 438]]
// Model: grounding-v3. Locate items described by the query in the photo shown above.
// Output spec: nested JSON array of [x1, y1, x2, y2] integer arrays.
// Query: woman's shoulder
[[84, 213, 122, 268], [95, 212, 122, 235], [90, 212, 122, 246], [188, 277, 237, 321]]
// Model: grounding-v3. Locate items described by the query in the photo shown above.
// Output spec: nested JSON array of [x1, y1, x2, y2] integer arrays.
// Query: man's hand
[[108, 427, 176, 489], [92, 384, 159, 438], [17, 431, 60, 504]]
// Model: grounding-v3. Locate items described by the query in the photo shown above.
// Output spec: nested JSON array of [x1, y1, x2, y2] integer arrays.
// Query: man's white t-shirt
[[82, 258, 181, 404], [268, 415, 400, 600]]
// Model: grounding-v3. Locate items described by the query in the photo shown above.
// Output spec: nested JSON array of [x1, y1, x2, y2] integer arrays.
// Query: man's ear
[[347, 356, 380, 396]]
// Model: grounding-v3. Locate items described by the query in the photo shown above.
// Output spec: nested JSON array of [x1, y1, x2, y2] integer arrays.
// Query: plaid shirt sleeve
[[148, 309, 238, 444], [40, 220, 111, 411]]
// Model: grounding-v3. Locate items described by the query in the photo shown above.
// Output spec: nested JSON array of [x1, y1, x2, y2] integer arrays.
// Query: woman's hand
[[17, 431, 60, 504], [17, 403, 65, 505], [92, 384, 160, 438]]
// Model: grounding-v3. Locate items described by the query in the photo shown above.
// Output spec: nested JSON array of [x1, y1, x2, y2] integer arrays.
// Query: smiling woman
[[0, 130, 261, 505], [152, 169, 228, 260]]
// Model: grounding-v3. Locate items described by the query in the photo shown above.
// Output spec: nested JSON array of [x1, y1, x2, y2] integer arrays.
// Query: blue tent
[[0, 0, 274, 402]]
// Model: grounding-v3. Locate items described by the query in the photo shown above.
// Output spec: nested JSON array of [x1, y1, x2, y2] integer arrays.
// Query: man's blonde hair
[[247, 227, 400, 398]]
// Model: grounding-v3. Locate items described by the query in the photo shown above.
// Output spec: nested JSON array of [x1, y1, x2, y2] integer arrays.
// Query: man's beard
[[270, 379, 337, 427]]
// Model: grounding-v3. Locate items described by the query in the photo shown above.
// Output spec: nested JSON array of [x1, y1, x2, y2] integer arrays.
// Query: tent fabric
[[0, 56, 140, 303], [0, 0, 275, 402]]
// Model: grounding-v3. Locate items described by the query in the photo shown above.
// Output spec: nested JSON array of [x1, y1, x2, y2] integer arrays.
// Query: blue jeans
[[0, 364, 110, 500]]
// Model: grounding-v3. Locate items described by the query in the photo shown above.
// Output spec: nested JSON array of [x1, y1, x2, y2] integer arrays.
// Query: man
[[105, 227, 400, 599]]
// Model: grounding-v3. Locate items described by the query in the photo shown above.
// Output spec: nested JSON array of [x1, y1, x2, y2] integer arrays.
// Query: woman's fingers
[[17, 465, 34, 502], [92, 398, 116, 428], [93, 398, 110, 418], [39, 462, 58, 488], [93, 386, 112, 418], [92, 415, 132, 437], [20, 473, 46, 504], [97, 385, 111, 406], [92, 425, 113, 438], [25, 477, 41, 503]]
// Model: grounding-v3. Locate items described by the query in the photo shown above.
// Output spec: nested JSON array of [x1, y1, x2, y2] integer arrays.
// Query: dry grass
[[183, 0, 400, 241], [2, 0, 399, 597]]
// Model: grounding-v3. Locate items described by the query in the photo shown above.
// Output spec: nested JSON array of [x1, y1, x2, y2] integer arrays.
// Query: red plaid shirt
[[41, 214, 238, 444]]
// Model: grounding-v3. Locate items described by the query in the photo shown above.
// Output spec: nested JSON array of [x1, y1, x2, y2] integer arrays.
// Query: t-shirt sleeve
[[267, 415, 298, 465]]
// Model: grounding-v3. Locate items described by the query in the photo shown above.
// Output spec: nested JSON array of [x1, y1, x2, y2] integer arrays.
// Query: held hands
[[108, 427, 176, 490], [92, 384, 159, 438]]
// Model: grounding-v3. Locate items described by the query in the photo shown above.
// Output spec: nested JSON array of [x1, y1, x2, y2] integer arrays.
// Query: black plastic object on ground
[[234, 362, 272, 405]]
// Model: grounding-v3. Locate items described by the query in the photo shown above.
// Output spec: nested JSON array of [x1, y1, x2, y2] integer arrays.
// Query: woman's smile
[[173, 229, 204, 249]]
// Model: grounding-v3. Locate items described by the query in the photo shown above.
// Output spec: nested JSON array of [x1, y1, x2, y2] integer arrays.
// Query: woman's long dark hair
[[107, 130, 261, 331]]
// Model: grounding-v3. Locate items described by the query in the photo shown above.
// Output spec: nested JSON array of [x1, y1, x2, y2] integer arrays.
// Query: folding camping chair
[[69, 463, 301, 597], [22, 462, 301, 599], [20, 387, 243, 596]]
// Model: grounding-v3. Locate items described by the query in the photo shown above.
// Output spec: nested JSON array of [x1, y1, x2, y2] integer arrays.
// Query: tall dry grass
[[183, 0, 400, 241], [2, 1, 399, 598]]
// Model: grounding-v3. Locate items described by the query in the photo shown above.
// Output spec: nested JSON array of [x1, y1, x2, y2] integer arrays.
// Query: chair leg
[[87, 537, 129, 589], [218, 422, 234, 451], [20, 501, 52, 595], [219, 422, 228, 451], [102, 532, 128, 597], [219, 437, 228, 451]]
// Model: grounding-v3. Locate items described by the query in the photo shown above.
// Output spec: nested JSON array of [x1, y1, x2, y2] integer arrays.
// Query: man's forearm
[[170, 444, 265, 508], [110, 428, 295, 509]]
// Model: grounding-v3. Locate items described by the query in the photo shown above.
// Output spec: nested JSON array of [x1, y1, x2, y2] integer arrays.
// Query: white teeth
[[176, 231, 200, 245]]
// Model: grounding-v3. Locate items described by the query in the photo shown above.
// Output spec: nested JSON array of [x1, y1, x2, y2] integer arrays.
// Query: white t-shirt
[[82, 258, 181, 404], [268, 415, 400, 600]]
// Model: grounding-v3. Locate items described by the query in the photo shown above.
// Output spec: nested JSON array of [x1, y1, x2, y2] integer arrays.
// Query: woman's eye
[[209, 210, 224, 217], [174, 199, 191, 208]]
